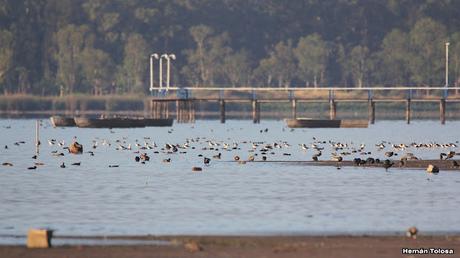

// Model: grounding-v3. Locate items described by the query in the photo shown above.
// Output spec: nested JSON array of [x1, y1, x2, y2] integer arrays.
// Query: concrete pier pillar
[[329, 100, 336, 120], [219, 100, 225, 123], [405, 99, 411, 124], [368, 100, 375, 124], [440, 99, 446, 124], [291, 99, 297, 119], [252, 100, 260, 123]]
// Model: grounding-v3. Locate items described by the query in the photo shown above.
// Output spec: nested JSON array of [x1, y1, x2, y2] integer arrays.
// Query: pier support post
[[440, 99, 446, 124], [291, 99, 297, 119], [406, 99, 411, 124], [329, 100, 336, 120], [220, 100, 226, 123], [252, 100, 260, 123], [368, 100, 375, 124]]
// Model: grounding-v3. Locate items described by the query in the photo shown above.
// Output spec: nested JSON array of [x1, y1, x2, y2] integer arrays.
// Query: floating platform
[[286, 118, 368, 128], [50, 117, 173, 128], [74, 117, 173, 128], [50, 116, 76, 127]]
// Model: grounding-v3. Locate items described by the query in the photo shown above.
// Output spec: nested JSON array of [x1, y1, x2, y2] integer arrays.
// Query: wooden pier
[[149, 87, 460, 124]]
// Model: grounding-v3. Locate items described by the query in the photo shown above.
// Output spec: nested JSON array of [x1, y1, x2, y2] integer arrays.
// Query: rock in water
[[426, 164, 439, 174]]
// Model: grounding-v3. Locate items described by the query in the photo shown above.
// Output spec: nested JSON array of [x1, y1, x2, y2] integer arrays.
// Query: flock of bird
[[1, 125, 459, 172]]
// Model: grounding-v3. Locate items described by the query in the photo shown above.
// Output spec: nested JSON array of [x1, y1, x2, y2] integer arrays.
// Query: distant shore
[[2, 235, 459, 258]]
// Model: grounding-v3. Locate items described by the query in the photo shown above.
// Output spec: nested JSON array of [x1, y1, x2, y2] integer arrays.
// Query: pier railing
[[148, 87, 460, 124]]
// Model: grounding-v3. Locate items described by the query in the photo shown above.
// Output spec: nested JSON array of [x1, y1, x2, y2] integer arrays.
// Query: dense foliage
[[1, 0, 460, 95]]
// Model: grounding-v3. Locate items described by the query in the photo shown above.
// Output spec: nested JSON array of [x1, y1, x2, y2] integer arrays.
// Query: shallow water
[[1, 119, 460, 242]]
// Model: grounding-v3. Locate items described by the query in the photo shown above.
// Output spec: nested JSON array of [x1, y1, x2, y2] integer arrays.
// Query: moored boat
[[144, 118, 174, 127], [286, 118, 368, 128], [74, 117, 173, 128], [50, 116, 76, 127]]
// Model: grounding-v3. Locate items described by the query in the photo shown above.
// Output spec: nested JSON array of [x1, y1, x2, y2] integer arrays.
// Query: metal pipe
[[446, 42, 450, 87]]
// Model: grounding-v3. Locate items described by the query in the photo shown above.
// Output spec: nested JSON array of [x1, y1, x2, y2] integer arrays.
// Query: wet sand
[[2, 235, 459, 258]]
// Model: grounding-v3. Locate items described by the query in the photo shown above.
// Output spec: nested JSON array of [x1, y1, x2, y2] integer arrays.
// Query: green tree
[[0, 29, 13, 93], [118, 33, 148, 93], [345, 45, 370, 88], [55, 24, 92, 95], [294, 34, 329, 87], [80, 47, 113, 95], [183, 25, 232, 86], [408, 17, 447, 85], [255, 40, 296, 87], [222, 50, 251, 87], [377, 29, 411, 85]]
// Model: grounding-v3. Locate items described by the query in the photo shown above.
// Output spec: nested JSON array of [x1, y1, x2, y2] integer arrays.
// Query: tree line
[[1, 0, 460, 96]]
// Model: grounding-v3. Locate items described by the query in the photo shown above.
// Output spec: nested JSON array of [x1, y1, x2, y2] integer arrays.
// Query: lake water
[[1, 119, 460, 242]]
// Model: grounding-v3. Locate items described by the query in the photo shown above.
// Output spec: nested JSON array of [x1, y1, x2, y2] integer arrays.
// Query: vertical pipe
[[368, 100, 375, 124], [252, 100, 257, 123], [149, 56, 154, 91], [329, 100, 336, 120], [159, 57, 163, 90], [440, 99, 446, 124], [256, 101, 261, 123], [291, 99, 297, 119], [405, 99, 411, 124], [220, 100, 225, 123], [166, 58, 171, 90], [35, 120, 39, 146]]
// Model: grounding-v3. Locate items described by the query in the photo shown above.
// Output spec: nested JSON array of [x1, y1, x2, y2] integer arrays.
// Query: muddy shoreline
[[2, 235, 459, 258]]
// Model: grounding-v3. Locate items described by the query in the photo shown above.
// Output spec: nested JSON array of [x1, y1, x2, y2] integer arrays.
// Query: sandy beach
[[2, 235, 459, 258]]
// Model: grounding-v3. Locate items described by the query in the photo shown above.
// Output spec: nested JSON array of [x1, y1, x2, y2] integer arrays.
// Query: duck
[[69, 141, 83, 154], [60, 162, 66, 168], [383, 159, 393, 171], [203, 157, 211, 165]]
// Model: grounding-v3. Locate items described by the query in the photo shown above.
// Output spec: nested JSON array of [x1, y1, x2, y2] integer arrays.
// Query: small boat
[[144, 118, 174, 127], [74, 117, 173, 128], [286, 118, 368, 128], [50, 116, 76, 127]]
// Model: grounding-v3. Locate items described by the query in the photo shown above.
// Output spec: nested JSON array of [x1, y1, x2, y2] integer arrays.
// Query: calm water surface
[[1, 119, 460, 241]]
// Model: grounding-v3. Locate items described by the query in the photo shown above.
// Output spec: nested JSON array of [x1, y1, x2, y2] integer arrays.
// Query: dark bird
[[385, 151, 394, 158], [4, 145, 8, 149], [262, 156, 267, 161], [2, 162, 13, 166], [60, 162, 66, 168], [71, 162, 81, 166], [203, 157, 211, 165], [383, 159, 393, 171], [440, 153, 447, 160], [163, 158, 171, 163], [135, 156, 140, 162], [27, 166, 37, 170], [353, 158, 362, 166], [32, 155, 37, 159], [213, 153, 222, 159], [109, 165, 119, 168], [447, 151, 456, 160]]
